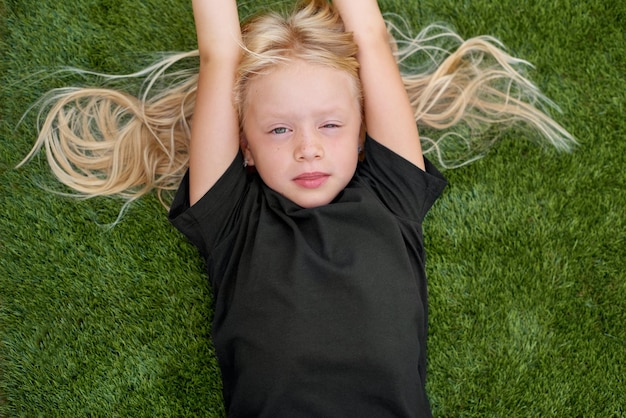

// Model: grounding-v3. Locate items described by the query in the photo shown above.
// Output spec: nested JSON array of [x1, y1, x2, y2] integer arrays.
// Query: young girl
[[172, 0, 445, 415], [21, 0, 575, 416]]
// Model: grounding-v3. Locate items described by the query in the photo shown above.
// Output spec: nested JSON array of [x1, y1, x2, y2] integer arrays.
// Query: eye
[[321, 123, 340, 129], [270, 127, 289, 135]]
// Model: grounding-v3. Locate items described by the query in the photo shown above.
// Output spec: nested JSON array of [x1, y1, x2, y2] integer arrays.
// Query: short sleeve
[[358, 135, 447, 222], [168, 152, 247, 258]]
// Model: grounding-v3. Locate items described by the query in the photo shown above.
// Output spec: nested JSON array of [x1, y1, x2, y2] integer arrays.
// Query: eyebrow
[[257, 101, 358, 120]]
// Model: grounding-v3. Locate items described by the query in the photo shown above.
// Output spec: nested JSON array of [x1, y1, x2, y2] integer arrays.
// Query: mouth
[[293, 172, 330, 189]]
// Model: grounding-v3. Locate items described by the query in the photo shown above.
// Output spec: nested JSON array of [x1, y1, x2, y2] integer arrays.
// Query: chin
[[292, 193, 336, 209]]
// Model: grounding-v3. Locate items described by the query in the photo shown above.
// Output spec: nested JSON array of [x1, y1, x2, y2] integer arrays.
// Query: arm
[[189, 0, 242, 205], [332, 0, 425, 170]]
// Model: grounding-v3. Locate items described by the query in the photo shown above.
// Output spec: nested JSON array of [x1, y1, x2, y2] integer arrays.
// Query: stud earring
[[357, 145, 363, 154]]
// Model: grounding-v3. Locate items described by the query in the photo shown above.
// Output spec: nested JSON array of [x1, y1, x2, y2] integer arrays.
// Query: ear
[[240, 134, 256, 166], [359, 121, 366, 145], [358, 122, 366, 161]]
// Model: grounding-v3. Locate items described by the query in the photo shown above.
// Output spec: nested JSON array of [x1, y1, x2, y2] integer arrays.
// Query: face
[[242, 60, 362, 208]]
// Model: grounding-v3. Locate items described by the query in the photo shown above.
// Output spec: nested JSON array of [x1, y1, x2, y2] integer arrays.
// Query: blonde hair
[[19, 53, 199, 207], [19, 0, 575, 207], [388, 21, 574, 165], [236, 0, 361, 128]]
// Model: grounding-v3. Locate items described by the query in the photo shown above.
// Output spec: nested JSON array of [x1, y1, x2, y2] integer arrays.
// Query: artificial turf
[[1, 0, 625, 416]]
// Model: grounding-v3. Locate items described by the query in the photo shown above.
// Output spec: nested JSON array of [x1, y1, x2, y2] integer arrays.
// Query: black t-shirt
[[169, 136, 447, 417]]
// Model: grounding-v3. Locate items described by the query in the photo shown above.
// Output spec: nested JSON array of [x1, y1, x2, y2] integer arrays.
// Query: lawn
[[1, 0, 625, 416]]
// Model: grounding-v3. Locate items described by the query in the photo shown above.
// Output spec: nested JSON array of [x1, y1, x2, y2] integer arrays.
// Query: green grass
[[1, 0, 624, 416]]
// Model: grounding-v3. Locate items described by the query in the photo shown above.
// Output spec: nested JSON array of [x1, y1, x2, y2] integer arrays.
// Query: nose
[[294, 130, 324, 161]]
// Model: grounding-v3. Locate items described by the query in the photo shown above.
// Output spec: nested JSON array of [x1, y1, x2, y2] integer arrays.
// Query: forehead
[[244, 60, 361, 116]]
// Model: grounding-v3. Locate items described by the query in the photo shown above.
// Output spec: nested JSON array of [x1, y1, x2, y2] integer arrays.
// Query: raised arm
[[332, 0, 425, 170], [189, 0, 242, 205]]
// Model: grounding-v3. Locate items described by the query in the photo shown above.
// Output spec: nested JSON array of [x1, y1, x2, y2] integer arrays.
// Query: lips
[[293, 172, 330, 189]]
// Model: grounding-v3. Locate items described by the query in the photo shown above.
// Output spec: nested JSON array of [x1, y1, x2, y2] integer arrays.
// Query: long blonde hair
[[19, 0, 575, 207]]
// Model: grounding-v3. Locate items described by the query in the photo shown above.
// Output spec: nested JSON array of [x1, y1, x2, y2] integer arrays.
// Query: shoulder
[[355, 134, 447, 221], [168, 152, 252, 256]]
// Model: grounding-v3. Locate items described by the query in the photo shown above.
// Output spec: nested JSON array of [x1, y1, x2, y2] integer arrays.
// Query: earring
[[243, 159, 249, 168], [357, 145, 363, 154]]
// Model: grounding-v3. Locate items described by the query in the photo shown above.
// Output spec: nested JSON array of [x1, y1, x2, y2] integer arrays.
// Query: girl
[[21, 0, 575, 416], [173, 0, 445, 415]]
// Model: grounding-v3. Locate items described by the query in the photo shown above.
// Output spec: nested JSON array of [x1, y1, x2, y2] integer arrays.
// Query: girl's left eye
[[322, 123, 340, 129]]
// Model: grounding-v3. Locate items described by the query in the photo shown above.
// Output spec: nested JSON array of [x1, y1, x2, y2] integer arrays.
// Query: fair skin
[[189, 0, 241, 205], [241, 60, 362, 208], [333, 0, 425, 171], [189, 0, 424, 206]]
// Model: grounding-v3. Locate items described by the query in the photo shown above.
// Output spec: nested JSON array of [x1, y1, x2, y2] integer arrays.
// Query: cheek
[[329, 141, 359, 170], [247, 141, 291, 172]]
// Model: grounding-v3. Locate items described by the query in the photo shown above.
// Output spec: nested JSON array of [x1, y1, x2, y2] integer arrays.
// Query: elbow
[[350, 20, 389, 45], [197, 45, 242, 66], [197, 52, 242, 75]]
